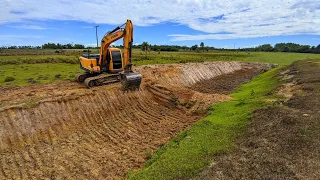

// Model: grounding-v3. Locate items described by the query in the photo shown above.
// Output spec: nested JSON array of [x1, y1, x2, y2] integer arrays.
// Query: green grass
[[0, 63, 81, 86], [1, 50, 319, 87], [131, 50, 252, 66], [0, 54, 79, 65], [244, 52, 320, 65], [132, 50, 320, 66], [1, 49, 320, 66], [129, 66, 282, 179]]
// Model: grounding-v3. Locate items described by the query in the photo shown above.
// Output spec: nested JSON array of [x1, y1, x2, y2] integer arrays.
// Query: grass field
[[0, 63, 81, 86], [1, 49, 320, 86], [133, 51, 320, 66]]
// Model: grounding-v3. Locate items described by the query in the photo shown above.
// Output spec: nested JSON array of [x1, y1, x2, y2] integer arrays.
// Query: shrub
[[55, 74, 61, 79], [26, 78, 37, 84], [4, 76, 15, 82]]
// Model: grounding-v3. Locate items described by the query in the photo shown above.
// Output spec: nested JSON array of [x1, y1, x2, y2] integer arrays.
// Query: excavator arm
[[99, 19, 133, 71]]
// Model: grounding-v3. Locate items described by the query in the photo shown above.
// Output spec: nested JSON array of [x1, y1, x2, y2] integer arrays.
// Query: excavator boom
[[99, 20, 133, 70]]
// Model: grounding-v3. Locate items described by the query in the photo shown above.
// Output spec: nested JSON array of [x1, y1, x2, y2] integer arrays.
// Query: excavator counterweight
[[76, 20, 142, 90]]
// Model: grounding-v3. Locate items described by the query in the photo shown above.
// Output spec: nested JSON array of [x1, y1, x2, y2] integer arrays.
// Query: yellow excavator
[[76, 19, 142, 89]]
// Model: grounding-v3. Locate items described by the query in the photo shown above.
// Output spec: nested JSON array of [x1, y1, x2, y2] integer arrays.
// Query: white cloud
[[1, 0, 320, 40], [8, 25, 49, 30]]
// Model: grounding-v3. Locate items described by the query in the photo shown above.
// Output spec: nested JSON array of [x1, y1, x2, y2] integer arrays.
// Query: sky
[[0, 0, 320, 48]]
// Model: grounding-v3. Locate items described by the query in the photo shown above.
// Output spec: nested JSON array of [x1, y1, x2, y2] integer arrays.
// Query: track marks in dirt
[[0, 61, 272, 179], [0, 89, 198, 179]]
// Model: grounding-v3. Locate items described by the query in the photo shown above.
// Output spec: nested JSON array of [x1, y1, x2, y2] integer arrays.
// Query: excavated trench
[[0, 61, 272, 179]]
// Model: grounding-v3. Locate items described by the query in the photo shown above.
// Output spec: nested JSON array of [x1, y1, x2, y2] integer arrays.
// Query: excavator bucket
[[120, 71, 142, 90]]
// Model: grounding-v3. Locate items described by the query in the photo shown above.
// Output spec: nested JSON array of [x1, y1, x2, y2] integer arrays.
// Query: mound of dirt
[[0, 61, 271, 179], [196, 60, 320, 179]]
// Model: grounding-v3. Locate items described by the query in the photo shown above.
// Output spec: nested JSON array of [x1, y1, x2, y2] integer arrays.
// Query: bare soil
[[0, 61, 271, 179], [196, 61, 320, 180]]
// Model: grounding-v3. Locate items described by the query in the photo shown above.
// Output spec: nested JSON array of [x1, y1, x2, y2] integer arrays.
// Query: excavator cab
[[107, 48, 123, 72], [79, 48, 123, 73]]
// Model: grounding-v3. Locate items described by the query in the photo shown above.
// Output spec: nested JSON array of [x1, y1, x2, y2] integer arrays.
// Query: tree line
[[126, 41, 214, 52], [133, 41, 320, 54], [41, 43, 85, 49], [1, 42, 320, 54], [239, 43, 320, 53], [0, 43, 85, 49], [0, 45, 42, 49]]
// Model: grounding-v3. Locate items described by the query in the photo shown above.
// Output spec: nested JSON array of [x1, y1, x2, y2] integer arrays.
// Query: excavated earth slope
[[0, 61, 272, 179], [196, 61, 320, 180]]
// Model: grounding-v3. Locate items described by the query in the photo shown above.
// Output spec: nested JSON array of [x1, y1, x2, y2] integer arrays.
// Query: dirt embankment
[[190, 68, 266, 94], [196, 60, 320, 179], [0, 61, 271, 179]]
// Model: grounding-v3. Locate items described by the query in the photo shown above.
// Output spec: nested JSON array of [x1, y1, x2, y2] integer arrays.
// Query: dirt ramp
[[0, 61, 272, 179]]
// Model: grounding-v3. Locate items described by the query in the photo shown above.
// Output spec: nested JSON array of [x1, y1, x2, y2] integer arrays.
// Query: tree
[[273, 43, 311, 53], [191, 44, 198, 51], [200, 42, 204, 51], [315, 44, 320, 54], [283, 46, 290, 52], [56, 43, 62, 49], [257, 44, 274, 52], [65, 43, 73, 49], [298, 45, 311, 53], [8, 46, 17, 49], [74, 44, 85, 49], [141, 41, 149, 51], [42, 43, 57, 49], [150, 44, 159, 51]]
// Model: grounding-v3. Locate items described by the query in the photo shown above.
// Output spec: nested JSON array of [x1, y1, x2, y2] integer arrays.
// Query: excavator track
[[75, 72, 95, 82], [84, 73, 120, 88], [79, 71, 142, 90]]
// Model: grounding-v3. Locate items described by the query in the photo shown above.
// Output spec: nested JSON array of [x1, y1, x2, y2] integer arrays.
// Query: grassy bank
[[129, 66, 282, 179]]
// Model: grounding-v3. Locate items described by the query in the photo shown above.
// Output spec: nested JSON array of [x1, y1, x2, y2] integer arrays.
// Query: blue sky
[[0, 0, 320, 48]]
